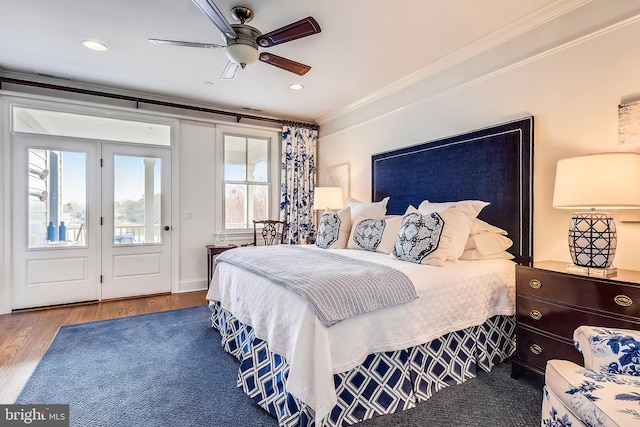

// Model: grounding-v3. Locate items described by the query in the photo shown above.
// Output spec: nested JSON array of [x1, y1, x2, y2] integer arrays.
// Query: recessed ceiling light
[[81, 40, 108, 51], [289, 83, 304, 91], [204, 81, 214, 85]]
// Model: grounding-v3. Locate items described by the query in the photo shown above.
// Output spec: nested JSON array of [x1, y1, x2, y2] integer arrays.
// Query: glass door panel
[[28, 149, 87, 248], [113, 155, 162, 245]]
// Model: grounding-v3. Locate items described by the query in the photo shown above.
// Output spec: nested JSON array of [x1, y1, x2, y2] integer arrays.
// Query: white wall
[[176, 120, 281, 291], [177, 121, 217, 291], [317, 17, 640, 270]]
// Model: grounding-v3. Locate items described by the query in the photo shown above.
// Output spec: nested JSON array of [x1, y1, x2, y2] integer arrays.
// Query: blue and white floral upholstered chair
[[541, 326, 640, 427]]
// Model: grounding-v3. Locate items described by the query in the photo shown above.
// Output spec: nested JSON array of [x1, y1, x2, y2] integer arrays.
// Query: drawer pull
[[614, 295, 633, 307], [529, 344, 543, 355], [529, 279, 542, 289], [529, 310, 543, 320]]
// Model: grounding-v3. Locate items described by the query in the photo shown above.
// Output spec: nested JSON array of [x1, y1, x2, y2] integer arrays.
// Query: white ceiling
[[0, 0, 566, 122]]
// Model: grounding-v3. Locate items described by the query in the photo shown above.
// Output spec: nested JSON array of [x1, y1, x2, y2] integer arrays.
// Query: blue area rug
[[17, 306, 543, 426], [16, 306, 277, 426]]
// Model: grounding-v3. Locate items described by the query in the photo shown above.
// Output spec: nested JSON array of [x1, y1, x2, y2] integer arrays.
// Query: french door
[[12, 134, 172, 309], [101, 143, 171, 299], [12, 133, 100, 309]]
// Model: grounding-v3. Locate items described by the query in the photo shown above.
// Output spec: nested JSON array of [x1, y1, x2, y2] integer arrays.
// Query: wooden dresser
[[511, 260, 640, 378]]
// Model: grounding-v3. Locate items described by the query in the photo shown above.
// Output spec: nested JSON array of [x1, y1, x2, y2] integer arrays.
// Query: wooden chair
[[249, 220, 286, 246]]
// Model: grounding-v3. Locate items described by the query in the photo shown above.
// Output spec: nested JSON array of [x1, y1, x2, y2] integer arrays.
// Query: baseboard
[[178, 279, 208, 293]]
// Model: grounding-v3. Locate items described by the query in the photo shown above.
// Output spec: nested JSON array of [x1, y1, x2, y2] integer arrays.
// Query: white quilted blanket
[[206, 246, 515, 423], [215, 245, 417, 327]]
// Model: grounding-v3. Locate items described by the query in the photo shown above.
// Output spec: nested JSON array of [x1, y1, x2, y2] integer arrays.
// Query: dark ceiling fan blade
[[259, 53, 311, 76], [191, 0, 237, 40], [148, 38, 225, 49], [256, 17, 321, 47]]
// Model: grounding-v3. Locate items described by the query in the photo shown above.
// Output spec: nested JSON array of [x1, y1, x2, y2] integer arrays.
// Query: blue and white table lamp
[[552, 152, 640, 277]]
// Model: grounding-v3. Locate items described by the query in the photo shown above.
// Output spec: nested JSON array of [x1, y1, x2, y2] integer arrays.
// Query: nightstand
[[206, 244, 237, 287], [511, 260, 640, 378]]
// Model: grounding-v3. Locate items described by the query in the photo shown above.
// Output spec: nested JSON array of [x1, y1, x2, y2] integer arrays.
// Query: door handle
[[164, 226, 171, 231]]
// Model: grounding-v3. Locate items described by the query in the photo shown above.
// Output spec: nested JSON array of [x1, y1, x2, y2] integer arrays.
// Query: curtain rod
[[0, 77, 319, 131]]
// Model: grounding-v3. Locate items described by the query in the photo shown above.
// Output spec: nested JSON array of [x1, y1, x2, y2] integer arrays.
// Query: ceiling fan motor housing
[[226, 24, 261, 68]]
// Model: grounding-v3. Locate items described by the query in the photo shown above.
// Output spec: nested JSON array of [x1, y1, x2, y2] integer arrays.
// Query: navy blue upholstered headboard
[[371, 117, 533, 264]]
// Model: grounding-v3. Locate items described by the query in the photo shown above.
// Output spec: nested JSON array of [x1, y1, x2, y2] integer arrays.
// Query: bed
[[206, 117, 534, 426]]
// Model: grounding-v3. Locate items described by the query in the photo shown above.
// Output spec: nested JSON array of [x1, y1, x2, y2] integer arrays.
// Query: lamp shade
[[553, 152, 640, 209], [313, 187, 344, 210]]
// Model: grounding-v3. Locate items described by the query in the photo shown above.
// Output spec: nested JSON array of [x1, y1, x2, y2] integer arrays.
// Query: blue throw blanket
[[215, 245, 417, 327]]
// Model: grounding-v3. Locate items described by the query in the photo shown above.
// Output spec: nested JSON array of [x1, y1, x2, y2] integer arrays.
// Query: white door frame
[[11, 137, 175, 308]]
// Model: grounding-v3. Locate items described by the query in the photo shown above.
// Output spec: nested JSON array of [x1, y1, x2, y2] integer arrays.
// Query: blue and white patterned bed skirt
[[209, 300, 516, 426]]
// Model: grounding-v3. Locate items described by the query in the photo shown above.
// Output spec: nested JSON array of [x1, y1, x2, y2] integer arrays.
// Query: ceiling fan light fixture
[[225, 24, 261, 68], [225, 42, 258, 68]]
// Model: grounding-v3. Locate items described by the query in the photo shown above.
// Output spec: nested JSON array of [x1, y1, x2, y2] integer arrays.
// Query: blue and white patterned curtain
[[280, 123, 317, 244]]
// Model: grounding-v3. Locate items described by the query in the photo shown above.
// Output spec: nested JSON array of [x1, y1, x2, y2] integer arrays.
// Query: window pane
[[13, 107, 171, 146], [225, 184, 246, 229], [248, 184, 269, 222], [247, 138, 268, 182], [224, 136, 246, 181], [28, 149, 87, 248], [114, 155, 162, 244]]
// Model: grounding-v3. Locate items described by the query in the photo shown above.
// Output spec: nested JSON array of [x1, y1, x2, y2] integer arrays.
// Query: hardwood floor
[[0, 290, 208, 404]]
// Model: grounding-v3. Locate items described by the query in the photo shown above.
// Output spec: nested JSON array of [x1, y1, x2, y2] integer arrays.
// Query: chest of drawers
[[511, 261, 640, 378]]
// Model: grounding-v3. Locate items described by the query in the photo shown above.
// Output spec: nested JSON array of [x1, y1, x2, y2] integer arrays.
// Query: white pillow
[[391, 206, 457, 267], [345, 197, 389, 220], [417, 199, 489, 219], [448, 210, 472, 261], [465, 233, 513, 255], [315, 207, 351, 249], [417, 204, 472, 261], [348, 215, 403, 254], [469, 218, 508, 235], [459, 249, 515, 260]]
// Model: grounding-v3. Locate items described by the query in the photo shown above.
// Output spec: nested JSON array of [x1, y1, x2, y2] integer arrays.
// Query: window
[[27, 148, 88, 248], [223, 134, 270, 230], [13, 107, 171, 146], [113, 155, 162, 244]]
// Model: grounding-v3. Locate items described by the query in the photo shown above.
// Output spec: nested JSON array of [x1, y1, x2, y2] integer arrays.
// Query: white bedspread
[[206, 246, 516, 423]]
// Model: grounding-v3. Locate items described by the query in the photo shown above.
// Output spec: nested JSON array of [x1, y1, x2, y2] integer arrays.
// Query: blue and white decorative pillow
[[348, 215, 403, 253], [418, 201, 481, 261], [392, 206, 455, 266], [351, 218, 384, 251], [316, 207, 351, 249]]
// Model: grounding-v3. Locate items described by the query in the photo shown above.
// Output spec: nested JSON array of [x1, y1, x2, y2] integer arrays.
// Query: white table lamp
[[312, 187, 344, 240], [313, 187, 344, 211], [553, 152, 640, 276]]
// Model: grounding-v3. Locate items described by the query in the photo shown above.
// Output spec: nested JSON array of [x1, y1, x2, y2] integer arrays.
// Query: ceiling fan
[[149, 0, 321, 80]]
